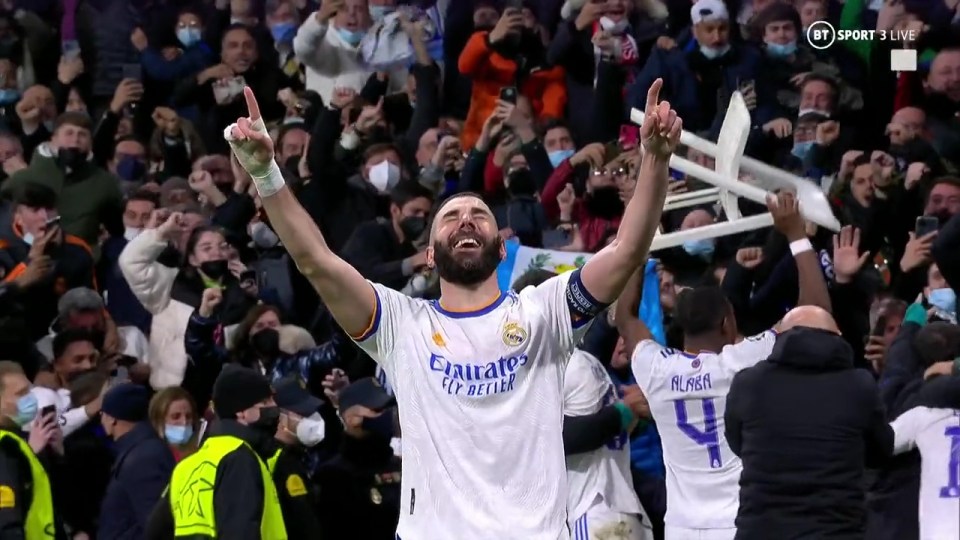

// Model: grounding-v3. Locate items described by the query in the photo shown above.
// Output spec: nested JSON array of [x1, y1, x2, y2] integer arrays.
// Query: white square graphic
[[890, 49, 918, 72]]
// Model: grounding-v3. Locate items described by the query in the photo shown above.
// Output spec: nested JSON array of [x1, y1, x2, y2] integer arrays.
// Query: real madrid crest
[[501, 322, 528, 347], [370, 487, 383, 505]]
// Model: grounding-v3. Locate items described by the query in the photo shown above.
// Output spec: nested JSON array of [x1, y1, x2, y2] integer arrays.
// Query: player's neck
[[437, 276, 503, 312], [683, 335, 724, 355]]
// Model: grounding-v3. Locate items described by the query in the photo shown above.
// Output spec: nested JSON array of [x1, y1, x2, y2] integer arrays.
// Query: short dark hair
[[13, 182, 57, 210], [363, 143, 401, 165], [390, 181, 434, 208], [914, 322, 960, 367], [801, 74, 839, 99], [126, 190, 160, 208], [541, 118, 570, 136], [53, 328, 98, 361], [512, 269, 556, 292], [177, 6, 205, 23], [54, 111, 93, 133], [221, 23, 254, 45], [674, 286, 731, 337]]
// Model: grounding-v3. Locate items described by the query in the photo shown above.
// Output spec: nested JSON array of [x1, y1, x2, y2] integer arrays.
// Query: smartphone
[[619, 125, 639, 149], [499, 86, 518, 105], [117, 354, 138, 368], [44, 215, 61, 229], [40, 405, 57, 421], [503, 0, 524, 8], [121, 63, 142, 81], [239, 269, 256, 284], [871, 314, 888, 338], [915, 216, 939, 237]]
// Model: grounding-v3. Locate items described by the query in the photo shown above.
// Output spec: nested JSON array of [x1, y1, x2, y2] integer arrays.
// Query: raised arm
[[225, 88, 375, 338], [614, 266, 653, 357], [579, 79, 679, 304]]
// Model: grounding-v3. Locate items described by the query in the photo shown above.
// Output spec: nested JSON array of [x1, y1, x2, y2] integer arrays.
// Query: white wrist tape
[[223, 118, 285, 198], [789, 238, 813, 256]]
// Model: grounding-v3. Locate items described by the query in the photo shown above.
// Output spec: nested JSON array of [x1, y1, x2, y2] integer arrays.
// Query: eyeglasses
[[591, 166, 630, 177]]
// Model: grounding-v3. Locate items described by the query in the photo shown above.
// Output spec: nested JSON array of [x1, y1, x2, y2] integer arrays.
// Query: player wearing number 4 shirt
[[614, 194, 835, 540], [224, 81, 682, 538], [889, 373, 960, 540]]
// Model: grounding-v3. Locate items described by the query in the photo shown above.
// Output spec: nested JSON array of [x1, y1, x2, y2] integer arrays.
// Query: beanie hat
[[212, 365, 274, 419], [101, 383, 150, 422]]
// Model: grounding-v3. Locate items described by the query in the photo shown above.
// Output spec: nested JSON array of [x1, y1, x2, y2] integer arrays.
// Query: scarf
[[592, 16, 638, 88]]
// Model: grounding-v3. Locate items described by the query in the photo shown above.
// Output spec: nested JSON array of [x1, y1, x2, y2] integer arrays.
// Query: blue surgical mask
[[699, 44, 730, 60], [369, 5, 394, 22], [765, 40, 797, 58], [116, 156, 147, 181], [12, 393, 38, 426], [929, 288, 957, 314], [0, 88, 20, 105], [548, 149, 575, 168], [337, 28, 365, 47], [164, 424, 194, 445], [791, 141, 814, 161], [270, 22, 296, 45], [683, 238, 716, 258], [22, 232, 34, 246], [176, 27, 202, 48]]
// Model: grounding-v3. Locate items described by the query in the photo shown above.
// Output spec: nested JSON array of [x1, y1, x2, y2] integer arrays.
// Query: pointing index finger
[[646, 78, 663, 115], [243, 87, 261, 122]]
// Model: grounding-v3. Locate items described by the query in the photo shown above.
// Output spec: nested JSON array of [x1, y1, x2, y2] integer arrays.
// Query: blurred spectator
[[147, 386, 199, 462]]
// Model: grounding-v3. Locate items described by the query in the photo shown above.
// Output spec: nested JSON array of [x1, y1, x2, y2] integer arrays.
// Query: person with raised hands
[[225, 80, 680, 539]]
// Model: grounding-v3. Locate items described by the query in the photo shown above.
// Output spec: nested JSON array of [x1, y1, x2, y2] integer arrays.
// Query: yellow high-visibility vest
[[0, 430, 55, 540], [266, 448, 282, 473], [168, 435, 286, 539]]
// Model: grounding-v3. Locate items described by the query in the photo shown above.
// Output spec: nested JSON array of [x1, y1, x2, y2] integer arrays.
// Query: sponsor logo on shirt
[[429, 353, 529, 397]]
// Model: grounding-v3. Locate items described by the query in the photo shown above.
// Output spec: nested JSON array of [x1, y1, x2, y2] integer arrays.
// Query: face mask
[[0, 88, 20, 105], [199, 260, 229, 280], [791, 141, 814, 161], [399, 216, 427, 240], [12, 393, 38, 427], [164, 424, 193, 445], [599, 16, 628, 34], [123, 227, 142, 241], [270, 22, 296, 45], [295, 412, 325, 447], [548, 149, 575, 168], [585, 186, 624, 218], [699, 44, 730, 60], [368, 160, 401, 193], [116, 156, 146, 181], [252, 405, 282, 432], [337, 28, 365, 47], [56, 147, 85, 170], [928, 287, 957, 314], [369, 5, 394, 22], [798, 108, 830, 119], [250, 221, 280, 248], [765, 40, 797, 58], [23, 232, 34, 246], [250, 328, 281, 358], [683, 238, 716, 258], [361, 409, 394, 441], [282, 116, 304, 125], [176, 27, 202, 48], [506, 168, 537, 196]]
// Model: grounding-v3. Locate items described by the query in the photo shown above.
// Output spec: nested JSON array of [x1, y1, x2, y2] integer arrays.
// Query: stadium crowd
[[0, 0, 957, 538]]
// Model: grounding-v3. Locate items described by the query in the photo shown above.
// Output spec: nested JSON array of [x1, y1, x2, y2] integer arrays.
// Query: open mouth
[[453, 237, 481, 250]]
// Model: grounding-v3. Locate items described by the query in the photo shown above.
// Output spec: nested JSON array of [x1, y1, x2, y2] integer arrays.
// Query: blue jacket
[[97, 422, 175, 540], [608, 368, 666, 479], [627, 43, 776, 139], [141, 42, 216, 82], [100, 236, 152, 334]]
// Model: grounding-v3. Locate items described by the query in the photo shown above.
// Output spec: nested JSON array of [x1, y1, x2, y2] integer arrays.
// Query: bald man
[[724, 309, 894, 540]]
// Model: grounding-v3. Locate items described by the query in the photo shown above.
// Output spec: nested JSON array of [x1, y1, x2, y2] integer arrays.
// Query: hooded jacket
[[725, 327, 894, 540]]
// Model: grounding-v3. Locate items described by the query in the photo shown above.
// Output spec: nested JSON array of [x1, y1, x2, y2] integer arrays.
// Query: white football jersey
[[352, 272, 594, 540], [890, 406, 960, 540], [630, 332, 777, 529], [563, 349, 645, 520]]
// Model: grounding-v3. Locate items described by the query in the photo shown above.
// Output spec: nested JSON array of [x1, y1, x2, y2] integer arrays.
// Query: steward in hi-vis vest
[[145, 366, 288, 540]]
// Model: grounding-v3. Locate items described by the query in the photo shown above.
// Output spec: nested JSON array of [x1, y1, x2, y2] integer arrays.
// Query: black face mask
[[215, 182, 234, 196], [199, 260, 229, 280], [931, 209, 955, 227], [66, 367, 98, 384], [585, 186, 625, 219], [361, 410, 395, 441], [251, 406, 281, 432], [398, 216, 427, 241], [250, 328, 281, 358], [506, 169, 537, 197], [56, 147, 85, 170], [431, 234, 502, 286]]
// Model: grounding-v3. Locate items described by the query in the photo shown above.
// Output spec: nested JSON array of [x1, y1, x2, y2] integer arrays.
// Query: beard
[[432, 232, 502, 287]]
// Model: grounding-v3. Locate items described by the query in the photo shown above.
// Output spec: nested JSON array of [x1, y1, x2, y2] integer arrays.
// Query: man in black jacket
[[725, 308, 894, 540], [341, 181, 433, 292]]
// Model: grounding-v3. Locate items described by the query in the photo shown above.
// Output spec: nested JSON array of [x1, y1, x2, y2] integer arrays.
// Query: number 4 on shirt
[[675, 398, 723, 469]]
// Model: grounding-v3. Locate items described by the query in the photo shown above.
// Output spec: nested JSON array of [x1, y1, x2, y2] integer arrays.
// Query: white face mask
[[798, 108, 831, 119], [295, 412, 326, 447], [368, 160, 401, 193], [599, 16, 628, 34], [123, 227, 142, 241]]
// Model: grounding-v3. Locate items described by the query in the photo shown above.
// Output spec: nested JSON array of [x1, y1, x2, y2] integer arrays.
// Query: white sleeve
[[631, 339, 668, 392], [350, 281, 417, 370], [520, 270, 601, 357], [719, 330, 778, 373], [59, 406, 92, 437], [292, 14, 334, 73], [889, 407, 930, 455], [563, 351, 608, 416]]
